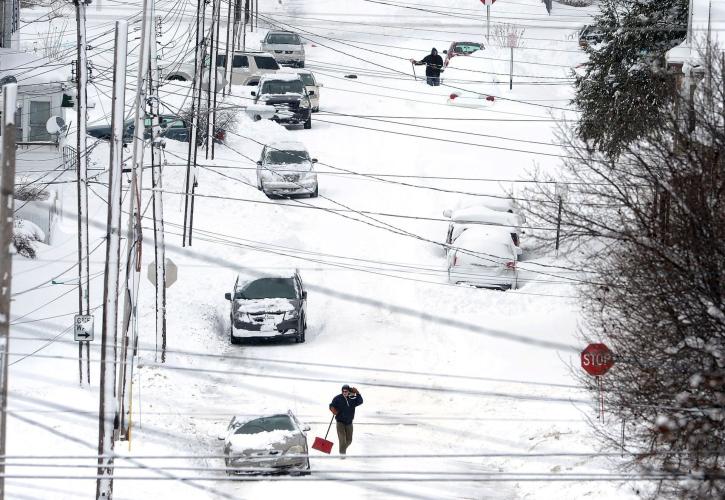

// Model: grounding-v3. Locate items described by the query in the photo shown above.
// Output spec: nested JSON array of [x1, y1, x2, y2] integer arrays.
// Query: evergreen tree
[[573, 0, 688, 156]]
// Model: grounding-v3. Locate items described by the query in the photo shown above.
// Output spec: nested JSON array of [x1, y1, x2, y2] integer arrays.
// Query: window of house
[[28, 100, 51, 142]]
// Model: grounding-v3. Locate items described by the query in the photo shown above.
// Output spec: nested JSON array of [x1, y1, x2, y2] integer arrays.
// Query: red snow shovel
[[312, 415, 335, 454]]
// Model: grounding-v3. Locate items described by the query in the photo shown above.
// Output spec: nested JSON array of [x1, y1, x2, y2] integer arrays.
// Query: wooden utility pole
[[0, 82, 18, 500], [207, 0, 220, 159], [117, 0, 152, 440], [148, 0, 167, 363], [183, 0, 205, 247], [96, 21, 127, 500], [223, 0, 233, 96], [75, 0, 91, 386]]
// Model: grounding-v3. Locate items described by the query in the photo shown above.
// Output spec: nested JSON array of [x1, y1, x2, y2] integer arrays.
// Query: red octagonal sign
[[581, 343, 614, 376], [480, 0, 496, 4]]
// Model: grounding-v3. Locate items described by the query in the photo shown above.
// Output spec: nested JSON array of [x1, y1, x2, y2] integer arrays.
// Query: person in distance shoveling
[[329, 384, 364, 457], [410, 48, 444, 86]]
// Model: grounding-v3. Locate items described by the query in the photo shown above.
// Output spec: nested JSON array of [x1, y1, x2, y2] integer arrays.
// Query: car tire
[[299, 62, 305, 68], [312, 107, 319, 113], [309, 185, 318, 198], [303, 117, 311, 130], [230, 326, 242, 345], [296, 315, 306, 343], [168, 75, 186, 81]]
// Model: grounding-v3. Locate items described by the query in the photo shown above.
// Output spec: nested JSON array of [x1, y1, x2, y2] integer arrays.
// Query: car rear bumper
[[448, 268, 517, 290]]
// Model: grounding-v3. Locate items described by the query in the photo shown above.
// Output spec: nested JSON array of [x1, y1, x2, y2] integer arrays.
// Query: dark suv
[[251, 75, 312, 129], [224, 271, 308, 344]]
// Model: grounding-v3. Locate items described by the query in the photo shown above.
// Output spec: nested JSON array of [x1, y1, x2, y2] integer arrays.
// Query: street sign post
[[480, 0, 496, 41], [74, 314, 94, 342], [581, 343, 614, 420]]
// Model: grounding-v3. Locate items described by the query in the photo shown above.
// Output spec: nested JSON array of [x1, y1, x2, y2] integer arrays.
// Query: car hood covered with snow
[[234, 298, 297, 314], [227, 429, 297, 454]]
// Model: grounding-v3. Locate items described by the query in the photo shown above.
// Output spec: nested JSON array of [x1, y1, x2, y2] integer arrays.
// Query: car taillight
[[505, 261, 516, 270]]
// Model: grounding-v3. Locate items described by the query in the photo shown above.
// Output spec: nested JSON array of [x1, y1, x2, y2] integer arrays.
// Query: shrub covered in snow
[[13, 219, 44, 259]]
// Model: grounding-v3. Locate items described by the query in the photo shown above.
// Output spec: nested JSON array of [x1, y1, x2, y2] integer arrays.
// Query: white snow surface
[[6, 0, 647, 499]]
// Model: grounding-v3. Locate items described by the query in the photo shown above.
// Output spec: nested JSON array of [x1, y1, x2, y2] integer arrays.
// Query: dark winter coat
[[417, 53, 443, 77], [330, 392, 363, 425]]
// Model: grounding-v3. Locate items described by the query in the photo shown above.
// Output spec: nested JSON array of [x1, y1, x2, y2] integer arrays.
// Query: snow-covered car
[[257, 141, 318, 198], [447, 227, 520, 290], [159, 55, 226, 90], [87, 114, 224, 144], [443, 41, 485, 68], [220, 411, 311, 475], [260, 30, 305, 68], [578, 25, 604, 49], [224, 271, 308, 344], [218, 50, 280, 86], [250, 74, 313, 129], [443, 203, 525, 247], [295, 69, 321, 112]]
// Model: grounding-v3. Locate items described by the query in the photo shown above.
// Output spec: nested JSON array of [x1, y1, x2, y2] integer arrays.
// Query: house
[[1, 19, 75, 243], [666, 0, 725, 92]]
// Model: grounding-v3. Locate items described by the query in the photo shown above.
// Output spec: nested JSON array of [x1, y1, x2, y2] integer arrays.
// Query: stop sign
[[581, 343, 614, 376], [480, 0, 496, 4]]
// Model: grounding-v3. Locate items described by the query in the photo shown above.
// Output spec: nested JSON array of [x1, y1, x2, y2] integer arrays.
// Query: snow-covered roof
[[267, 140, 308, 151], [449, 205, 522, 227], [259, 72, 304, 83], [667, 0, 725, 67]]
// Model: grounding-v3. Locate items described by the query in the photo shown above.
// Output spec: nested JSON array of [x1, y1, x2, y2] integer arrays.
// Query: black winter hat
[[342, 384, 351, 391], [431, 47, 438, 54]]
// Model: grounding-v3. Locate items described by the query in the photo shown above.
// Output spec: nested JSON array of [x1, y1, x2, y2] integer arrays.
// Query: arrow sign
[[74, 314, 94, 342]]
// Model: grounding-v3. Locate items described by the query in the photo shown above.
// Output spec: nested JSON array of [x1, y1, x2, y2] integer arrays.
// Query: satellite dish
[[46, 116, 67, 135], [0, 75, 17, 86]]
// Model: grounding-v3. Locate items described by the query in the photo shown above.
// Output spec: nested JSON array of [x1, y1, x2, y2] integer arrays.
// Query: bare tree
[[524, 47, 725, 499]]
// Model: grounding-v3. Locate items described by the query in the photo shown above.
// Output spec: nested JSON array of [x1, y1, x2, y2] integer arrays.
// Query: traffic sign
[[481, 0, 496, 4], [147, 257, 178, 288], [74, 314, 94, 342], [581, 343, 614, 376]]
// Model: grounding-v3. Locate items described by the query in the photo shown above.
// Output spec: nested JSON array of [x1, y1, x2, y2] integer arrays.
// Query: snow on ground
[[6, 0, 644, 499]]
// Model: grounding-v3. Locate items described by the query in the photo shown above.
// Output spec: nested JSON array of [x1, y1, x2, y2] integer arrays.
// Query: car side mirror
[[442, 50, 447, 54], [311, 158, 318, 163], [251, 91, 256, 96], [224, 292, 232, 300], [308, 90, 315, 95], [302, 290, 307, 299], [317, 83, 323, 87], [442, 209, 452, 218], [256, 160, 262, 166], [217, 434, 226, 441], [302, 424, 311, 432]]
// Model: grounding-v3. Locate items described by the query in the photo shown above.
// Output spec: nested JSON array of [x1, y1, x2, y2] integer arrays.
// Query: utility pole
[[75, 0, 91, 386], [249, 0, 253, 33], [148, 0, 167, 363], [0, 82, 18, 500], [207, 0, 220, 159], [223, 0, 233, 96], [117, 0, 152, 441], [205, 0, 217, 159], [242, 0, 248, 50], [255, 0, 258, 30], [183, 0, 205, 247], [96, 21, 127, 500], [233, 0, 241, 50]]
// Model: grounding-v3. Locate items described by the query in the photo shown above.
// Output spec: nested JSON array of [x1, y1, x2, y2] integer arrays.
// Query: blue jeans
[[426, 76, 440, 86]]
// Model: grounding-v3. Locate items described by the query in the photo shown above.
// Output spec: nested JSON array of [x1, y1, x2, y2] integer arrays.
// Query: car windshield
[[239, 278, 296, 299], [261, 79, 304, 95], [254, 56, 279, 70], [298, 73, 315, 86], [266, 149, 309, 164], [453, 43, 482, 54], [234, 415, 295, 434], [266, 33, 301, 45]]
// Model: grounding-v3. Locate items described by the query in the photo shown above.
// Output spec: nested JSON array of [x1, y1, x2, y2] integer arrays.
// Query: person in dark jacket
[[329, 384, 363, 456], [411, 48, 444, 86]]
